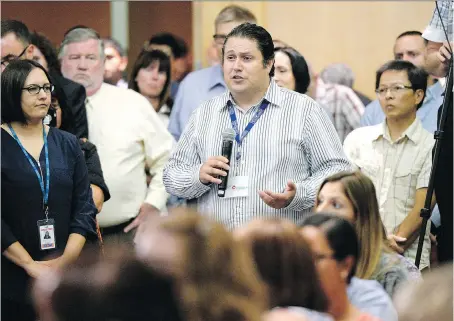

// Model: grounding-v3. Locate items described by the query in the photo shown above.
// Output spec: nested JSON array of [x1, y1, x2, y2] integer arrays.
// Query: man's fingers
[[210, 168, 227, 177], [208, 160, 230, 171], [124, 218, 139, 233], [258, 191, 275, 205], [201, 174, 222, 185], [287, 181, 297, 191]]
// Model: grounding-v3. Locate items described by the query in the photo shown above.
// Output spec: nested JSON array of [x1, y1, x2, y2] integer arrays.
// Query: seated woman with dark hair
[[129, 49, 173, 126], [300, 214, 381, 321], [1, 60, 97, 321], [314, 171, 420, 297], [234, 219, 329, 314], [273, 47, 311, 95]]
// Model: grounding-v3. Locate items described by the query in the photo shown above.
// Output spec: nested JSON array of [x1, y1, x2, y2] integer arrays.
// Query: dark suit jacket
[[54, 74, 89, 139]]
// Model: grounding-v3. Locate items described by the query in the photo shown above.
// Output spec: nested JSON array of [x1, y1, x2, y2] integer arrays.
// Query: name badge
[[37, 219, 56, 250], [225, 176, 249, 198]]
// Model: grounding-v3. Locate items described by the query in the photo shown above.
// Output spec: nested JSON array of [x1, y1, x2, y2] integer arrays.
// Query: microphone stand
[[415, 58, 453, 268]]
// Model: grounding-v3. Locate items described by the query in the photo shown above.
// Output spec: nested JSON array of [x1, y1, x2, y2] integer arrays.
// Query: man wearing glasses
[[168, 5, 256, 142], [1, 20, 34, 71], [343, 60, 434, 271]]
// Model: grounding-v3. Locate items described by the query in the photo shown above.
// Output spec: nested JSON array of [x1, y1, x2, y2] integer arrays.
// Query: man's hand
[[124, 203, 160, 233], [258, 181, 297, 209], [23, 261, 52, 278], [199, 156, 230, 185], [437, 41, 453, 63], [387, 234, 406, 254]]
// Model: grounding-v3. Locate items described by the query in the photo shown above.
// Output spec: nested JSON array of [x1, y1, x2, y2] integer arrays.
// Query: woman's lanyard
[[8, 123, 50, 219]]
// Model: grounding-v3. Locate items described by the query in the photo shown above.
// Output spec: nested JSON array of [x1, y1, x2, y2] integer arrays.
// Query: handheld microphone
[[218, 128, 236, 197]]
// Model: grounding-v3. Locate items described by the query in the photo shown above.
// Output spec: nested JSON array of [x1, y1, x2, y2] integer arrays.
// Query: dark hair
[[102, 37, 127, 57], [30, 32, 62, 76], [274, 47, 310, 94], [223, 22, 275, 77], [237, 219, 328, 311], [129, 49, 172, 112], [2, 59, 52, 125], [48, 70, 75, 133], [1, 19, 30, 46], [396, 30, 423, 40], [300, 214, 359, 283], [148, 33, 188, 59], [50, 248, 184, 321], [375, 60, 428, 109]]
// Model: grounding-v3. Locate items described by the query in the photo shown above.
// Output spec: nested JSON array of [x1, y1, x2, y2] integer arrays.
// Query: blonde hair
[[315, 171, 385, 279], [215, 5, 257, 27], [156, 209, 267, 321]]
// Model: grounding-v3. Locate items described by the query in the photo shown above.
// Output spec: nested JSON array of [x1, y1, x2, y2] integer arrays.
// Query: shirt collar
[[218, 78, 283, 111], [208, 64, 226, 91], [374, 117, 424, 144]]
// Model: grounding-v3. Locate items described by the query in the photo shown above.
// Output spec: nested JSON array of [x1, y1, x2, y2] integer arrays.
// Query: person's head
[[394, 31, 427, 69], [135, 209, 267, 321], [59, 27, 104, 96], [234, 218, 327, 311], [375, 60, 427, 120], [102, 37, 128, 85], [2, 59, 53, 125], [222, 23, 274, 100], [33, 247, 185, 321], [273, 47, 310, 94], [129, 49, 172, 111], [30, 32, 61, 75], [319, 63, 355, 88], [1, 20, 35, 72], [315, 171, 386, 279], [147, 33, 189, 82], [299, 214, 359, 316], [213, 5, 257, 60]]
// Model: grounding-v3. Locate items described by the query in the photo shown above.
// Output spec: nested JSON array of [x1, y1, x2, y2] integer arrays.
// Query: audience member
[[344, 60, 434, 270], [320, 63, 372, 106], [234, 219, 328, 312], [135, 210, 267, 321], [315, 171, 420, 296], [300, 214, 381, 321], [33, 247, 185, 321], [168, 5, 257, 141], [2, 20, 89, 139], [129, 49, 173, 126], [361, 31, 444, 133], [102, 37, 128, 88], [164, 23, 351, 229], [273, 46, 311, 94], [1, 60, 97, 321], [60, 27, 174, 243]]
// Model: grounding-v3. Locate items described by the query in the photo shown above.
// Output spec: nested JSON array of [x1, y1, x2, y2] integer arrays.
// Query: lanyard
[[227, 99, 269, 161], [8, 123, 50, 218]]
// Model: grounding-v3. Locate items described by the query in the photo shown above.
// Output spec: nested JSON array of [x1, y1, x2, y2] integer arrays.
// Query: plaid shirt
[[316, 79, 365, 142], [422, 0, 453, 42], [344, 119, 434, 270]]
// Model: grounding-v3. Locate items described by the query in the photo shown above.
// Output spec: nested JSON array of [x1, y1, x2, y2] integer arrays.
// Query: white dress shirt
[[164, 80, 352, 230], [344, 118, 434, 269], [86, 83, 173, 227]]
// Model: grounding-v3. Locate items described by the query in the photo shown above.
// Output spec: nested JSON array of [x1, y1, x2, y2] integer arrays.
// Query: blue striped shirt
[[163, 80, 352, 229]]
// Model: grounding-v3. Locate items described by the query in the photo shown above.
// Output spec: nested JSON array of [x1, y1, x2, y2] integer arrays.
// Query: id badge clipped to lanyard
[[8, 124, 56, 250]]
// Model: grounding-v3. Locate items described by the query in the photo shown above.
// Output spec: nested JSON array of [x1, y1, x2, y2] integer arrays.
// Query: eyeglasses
[[213, 34, 227, 45], [1, 45, 29, 67], [22, 84, 54, 95], [375, 85, 413, 97]]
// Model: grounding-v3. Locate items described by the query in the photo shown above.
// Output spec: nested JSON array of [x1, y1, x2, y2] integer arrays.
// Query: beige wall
[[193, 1, 434, 97]]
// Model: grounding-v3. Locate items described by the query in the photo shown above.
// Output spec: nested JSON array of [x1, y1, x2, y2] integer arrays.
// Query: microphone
[[218, 128, 236, 197]]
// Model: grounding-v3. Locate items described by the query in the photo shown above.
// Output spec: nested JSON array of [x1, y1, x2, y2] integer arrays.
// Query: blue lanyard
[[227, 99, 269, 161], [8, 124, 50, 214]]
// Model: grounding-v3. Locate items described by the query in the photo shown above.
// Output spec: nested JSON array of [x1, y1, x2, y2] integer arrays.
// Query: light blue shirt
[[348, 277, 398, 321], [168, 64, 227, 141], [360, 81, 444, 133]]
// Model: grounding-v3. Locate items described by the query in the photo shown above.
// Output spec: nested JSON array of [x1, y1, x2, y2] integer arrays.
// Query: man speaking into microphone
[[163, 23, 351, 229]]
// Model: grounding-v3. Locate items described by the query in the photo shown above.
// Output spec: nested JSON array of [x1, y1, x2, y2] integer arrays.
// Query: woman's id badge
[[37, 219, 56, 250]]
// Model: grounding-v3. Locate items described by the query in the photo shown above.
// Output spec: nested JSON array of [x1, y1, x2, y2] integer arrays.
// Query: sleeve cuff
[[144, 191, 169, 212], [285, 183, 309, 212]]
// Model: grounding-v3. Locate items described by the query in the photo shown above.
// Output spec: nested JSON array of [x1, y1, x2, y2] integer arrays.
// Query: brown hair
[[155, 209, 267, 321], [215, 5, 257, 27], [315, 171, 386, 279], [236, 218, 328, 311]]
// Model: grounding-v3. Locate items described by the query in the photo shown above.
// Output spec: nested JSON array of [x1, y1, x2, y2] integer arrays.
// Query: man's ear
[[338, 255, 355, 282], [119, 56, 128, 72], [414, 89, 425, 106], [25, 44, 36, 60]]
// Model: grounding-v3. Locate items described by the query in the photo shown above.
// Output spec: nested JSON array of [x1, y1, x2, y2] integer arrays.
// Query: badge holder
[[37, 207, 56, 250]]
